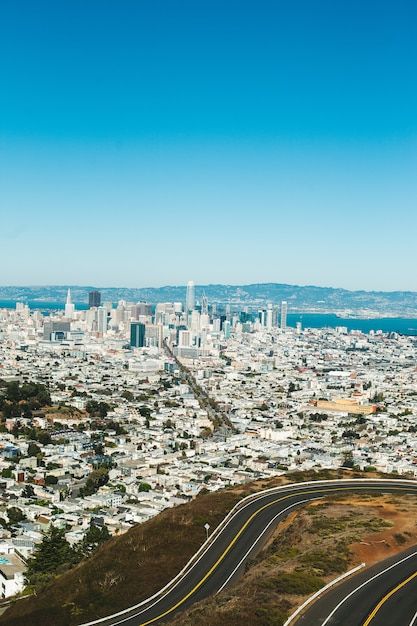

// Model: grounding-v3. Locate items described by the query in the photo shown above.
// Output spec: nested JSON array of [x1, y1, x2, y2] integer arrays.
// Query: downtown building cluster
[[0, 284, 416, 596]]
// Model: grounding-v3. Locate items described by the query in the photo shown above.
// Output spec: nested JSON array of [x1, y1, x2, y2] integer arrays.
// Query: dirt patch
[[348, 496, 417, 566]]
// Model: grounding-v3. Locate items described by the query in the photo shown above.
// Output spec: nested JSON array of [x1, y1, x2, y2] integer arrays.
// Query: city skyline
[[1, 1, 416, 291]]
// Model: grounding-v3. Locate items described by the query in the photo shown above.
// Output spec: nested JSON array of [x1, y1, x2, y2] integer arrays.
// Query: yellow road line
[[363, 571, 417, 626], [138, 485, 415, 626]]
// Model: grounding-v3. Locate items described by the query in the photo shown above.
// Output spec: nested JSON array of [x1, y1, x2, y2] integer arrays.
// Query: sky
[[1, 0, 416, 292]]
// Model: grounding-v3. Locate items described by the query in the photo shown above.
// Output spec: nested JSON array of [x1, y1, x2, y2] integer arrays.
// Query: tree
[[27, 442, 42, 458], [342, 430, 360, 439], [5, 382, 21, 402], [7, 506, 26, 526], [80, 468, 109, 497], [45, 475, 58, 485], [22, 484, 35, 498], [37, 431, 52, 445], [78, 523, 111, 557], [288, 382, 296, 394], [86, 400, 110, 418], [94, 442, 105, 456], [26, 526, 75, 585], [372, 391, 384, 403]]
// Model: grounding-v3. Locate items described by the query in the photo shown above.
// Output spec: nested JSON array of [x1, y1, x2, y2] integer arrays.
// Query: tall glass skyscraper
[[89, 290, 101, 308], [185, 280, 195, 313], [280, 301, 287, 329], [130, 322, 146, 348]]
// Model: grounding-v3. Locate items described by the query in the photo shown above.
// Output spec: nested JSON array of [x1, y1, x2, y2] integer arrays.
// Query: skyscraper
[[130, 322, 146, 348], [280, 301, 287, 329], [185, 280, 195, 313], [201, 292, 208, 316], [89, 290, 101, 308], [266, 303, 273, 329], [64, 289, 75, 319], [97, 306, 108, 335]]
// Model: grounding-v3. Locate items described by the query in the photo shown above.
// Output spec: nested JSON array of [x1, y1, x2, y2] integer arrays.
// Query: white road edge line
[[409, 610, 417, 626], [283, 562, 366, 626], [216, 499, 311, 594], [321, 550, 417, 626]]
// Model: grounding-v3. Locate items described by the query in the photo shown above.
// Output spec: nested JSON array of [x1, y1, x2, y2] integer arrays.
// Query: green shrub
[[300, 550, 348, 575], [260, 571, 323, 595]]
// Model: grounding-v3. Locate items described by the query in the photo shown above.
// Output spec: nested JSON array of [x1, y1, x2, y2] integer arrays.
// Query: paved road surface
[[296, 545, 417, 626]]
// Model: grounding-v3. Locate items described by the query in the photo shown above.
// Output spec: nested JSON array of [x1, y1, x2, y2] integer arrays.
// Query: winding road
[[80, 478, 417, 626], [294, 545, 417, 625]]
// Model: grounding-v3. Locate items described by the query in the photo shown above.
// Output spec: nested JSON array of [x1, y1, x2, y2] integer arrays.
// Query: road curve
[[294, 545, 417, 626], [80, 478, 417, 626]]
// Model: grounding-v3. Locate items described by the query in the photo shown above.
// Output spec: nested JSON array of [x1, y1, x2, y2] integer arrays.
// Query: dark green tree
[[7, 506, 26, 526], [36, 431, 52, 445], [26, 526, 75, 586], [78, 523, 111, 557], [22, 484, 35, 498], [45, 475, 58, 485], [27, 442, 42, 458], [80, 468, 109, 497], [86, 400, 111, 418], [5, 382, 21, 402]]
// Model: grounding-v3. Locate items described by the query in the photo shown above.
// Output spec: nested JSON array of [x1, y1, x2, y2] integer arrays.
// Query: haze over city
[[1, 1, 416, 291]]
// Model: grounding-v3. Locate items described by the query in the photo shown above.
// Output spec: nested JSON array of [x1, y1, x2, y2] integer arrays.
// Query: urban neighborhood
[[0, 287, 416, 599]]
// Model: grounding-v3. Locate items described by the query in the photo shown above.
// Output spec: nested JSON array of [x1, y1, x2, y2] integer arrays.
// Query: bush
[[260, 571, 323, 595], [300, 550, 349, 575]]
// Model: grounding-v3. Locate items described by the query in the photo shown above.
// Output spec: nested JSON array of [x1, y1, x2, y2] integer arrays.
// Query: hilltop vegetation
[[0, 381, 51, 419]]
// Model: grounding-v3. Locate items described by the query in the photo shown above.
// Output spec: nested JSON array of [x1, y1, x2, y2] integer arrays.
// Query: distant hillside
[[0, 283, 416, 315]]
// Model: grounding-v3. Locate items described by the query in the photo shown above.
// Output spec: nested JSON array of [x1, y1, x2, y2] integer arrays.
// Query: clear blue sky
[[1, 0, 416, 291]]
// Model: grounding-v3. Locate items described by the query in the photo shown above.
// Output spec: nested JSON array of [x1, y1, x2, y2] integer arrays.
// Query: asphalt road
[[295, 545, 417, 626], [80, 479, 417, 626]]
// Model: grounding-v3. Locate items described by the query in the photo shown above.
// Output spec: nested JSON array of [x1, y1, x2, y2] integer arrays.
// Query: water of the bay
[[1, 301, 416, 336], [287, 313, 417, 336]]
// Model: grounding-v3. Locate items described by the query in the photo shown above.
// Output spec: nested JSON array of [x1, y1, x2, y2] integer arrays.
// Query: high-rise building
[[178, 330, 192, 347], [144, 323, 163, 347], [89, 290, 101, 309], [97, 306, 108, 335], [280, 301, 288, 329], [130, 322, 146, 348], [185, 280, 195, 313], [190, 310, 200, 331], [115, 300, 127, 324], [266, 303, 273, 329], [65, 289, 75, 320], [136, 302, 153, 317], [201, 292, 208, 316]]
